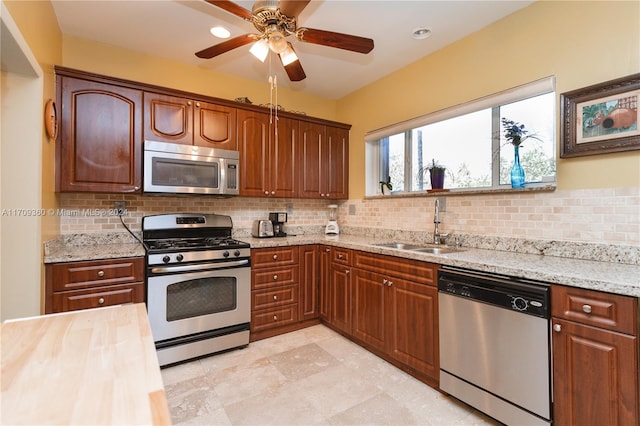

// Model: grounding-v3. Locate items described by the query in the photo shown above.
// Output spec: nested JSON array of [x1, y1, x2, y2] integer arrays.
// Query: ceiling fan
[[195, 0, 375, 82]]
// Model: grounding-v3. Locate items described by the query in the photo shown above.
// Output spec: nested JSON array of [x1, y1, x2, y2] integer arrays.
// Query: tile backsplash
[[57, 186, 640, 247]]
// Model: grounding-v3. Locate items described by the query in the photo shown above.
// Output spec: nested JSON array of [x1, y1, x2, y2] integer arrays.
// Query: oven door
[[146, 264, 250, 342]]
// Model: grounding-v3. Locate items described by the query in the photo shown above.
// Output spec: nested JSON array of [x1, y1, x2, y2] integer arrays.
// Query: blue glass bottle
[[510, 145, 525, 188]]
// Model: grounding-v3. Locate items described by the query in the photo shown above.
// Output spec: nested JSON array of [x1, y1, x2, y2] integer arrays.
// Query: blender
[[325, 204, 340, 235]]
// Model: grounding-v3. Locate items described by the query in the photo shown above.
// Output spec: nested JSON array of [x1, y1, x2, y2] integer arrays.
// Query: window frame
[[365, 77, 556, 196]]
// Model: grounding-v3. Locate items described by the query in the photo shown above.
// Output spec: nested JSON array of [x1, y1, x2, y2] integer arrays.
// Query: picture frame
[[560, 73, 640, 158]]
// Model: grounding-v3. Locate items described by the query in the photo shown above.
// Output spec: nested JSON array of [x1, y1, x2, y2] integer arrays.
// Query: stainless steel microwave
[[143, 140, 239, 196]]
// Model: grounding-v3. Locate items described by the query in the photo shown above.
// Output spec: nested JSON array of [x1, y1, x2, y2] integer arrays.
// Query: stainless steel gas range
[[142, 213, 251, 367]]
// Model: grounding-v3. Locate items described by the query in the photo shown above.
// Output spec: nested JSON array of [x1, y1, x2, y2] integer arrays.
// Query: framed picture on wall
[[560, 73, 640, 158]]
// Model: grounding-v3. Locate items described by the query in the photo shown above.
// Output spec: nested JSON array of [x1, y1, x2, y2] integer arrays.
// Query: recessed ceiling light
[[210, 26, 231, 39], [412, 27, 432, 40]]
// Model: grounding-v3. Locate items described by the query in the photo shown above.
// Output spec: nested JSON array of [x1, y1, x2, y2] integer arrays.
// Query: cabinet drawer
[[252, 285, 299, 310], [251, 305, 299, 331], [52, 283, 144, 313], [353, 251, 437, 286], [552, 285, 637, 335], [331, 247, 351, 266], [252, 266, 299, 289], [251, 247, 299, 269], [49, 257, 144, 291]]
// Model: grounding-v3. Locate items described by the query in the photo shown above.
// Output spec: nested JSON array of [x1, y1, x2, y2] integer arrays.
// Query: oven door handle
[[150, 259, 249, 274]]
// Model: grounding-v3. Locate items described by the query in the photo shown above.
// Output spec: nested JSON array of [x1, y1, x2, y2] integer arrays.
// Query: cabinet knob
[[98, 297, 105, 305], [273, 254, 278, 260], [553, 323, 562, 332], [195, 102, 201, 108], [273, 315, 278, 321], [97, 270, 105, 277], [338, 254, 343, 259], [388, 280, 393, 287], [325, 248, 330, 253], [273, 275, 278, 281], [383, 279, 388, 285], [264, 191, 269, 195], [187, 101, 192, 106], [271, 191, 275, 195], [582, 304, 592, 314], [273, 295, 278, 300], [345, 269, 350, 274]]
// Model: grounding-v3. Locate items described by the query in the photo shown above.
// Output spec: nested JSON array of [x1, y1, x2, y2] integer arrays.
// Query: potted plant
[[419, 159, 446, 190], [501, 118, 541, 188], [379, 176, 393, 195]]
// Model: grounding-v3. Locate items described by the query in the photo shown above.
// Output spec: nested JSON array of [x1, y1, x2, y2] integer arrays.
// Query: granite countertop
[[44, 232, 640, 298], [249, 234, 640, 298]]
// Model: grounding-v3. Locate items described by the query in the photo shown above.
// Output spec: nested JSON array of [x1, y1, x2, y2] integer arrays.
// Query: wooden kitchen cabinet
[[298, 122, 349, 199], [551, 285, 639, 426], [144, 92, 237, 150], [299, 245, 320, 321], [324, 247, 354, 335], [250, 246, 300, 340], [319, 245, 332, 321], [45, 257, 145, 314], [351, 251, 439, 384], [56, 73, 143, 193], [237, 109, 297, 198]]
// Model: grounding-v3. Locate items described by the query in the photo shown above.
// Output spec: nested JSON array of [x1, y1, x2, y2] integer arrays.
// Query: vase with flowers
[[501, 117, 541, 188]]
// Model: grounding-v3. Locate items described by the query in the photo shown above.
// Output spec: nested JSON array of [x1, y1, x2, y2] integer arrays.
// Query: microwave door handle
[[150, 259, 249, 274]]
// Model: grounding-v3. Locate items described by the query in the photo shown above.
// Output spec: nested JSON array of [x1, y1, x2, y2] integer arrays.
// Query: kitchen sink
[[373, 242, 464, 254], [373, 242, 425, 250]]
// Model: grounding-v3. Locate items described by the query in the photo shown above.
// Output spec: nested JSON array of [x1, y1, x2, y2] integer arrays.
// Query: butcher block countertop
[[0, 303, 170, 425]]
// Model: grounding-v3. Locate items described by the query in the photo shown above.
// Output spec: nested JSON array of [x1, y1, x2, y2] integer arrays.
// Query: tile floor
[[161, 325, 500, 425]]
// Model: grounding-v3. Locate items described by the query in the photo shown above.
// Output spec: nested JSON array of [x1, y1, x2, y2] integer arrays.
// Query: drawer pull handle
[[98, 297, 105, 305], [97, 270, 105, 277], [582, 304, 592, 314], [273, 255, 278, 260], [553, 324, 561, 332], [273, 275, 278, 281], [273, 315, 278, 321], [273, 295, 278, 300]]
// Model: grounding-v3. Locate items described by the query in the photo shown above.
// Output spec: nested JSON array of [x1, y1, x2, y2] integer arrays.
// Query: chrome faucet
[[433, 199, 448, 245]]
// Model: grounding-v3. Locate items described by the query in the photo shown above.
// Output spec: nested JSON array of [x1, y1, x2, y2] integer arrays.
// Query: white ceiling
[[51, 0, 534, 100]]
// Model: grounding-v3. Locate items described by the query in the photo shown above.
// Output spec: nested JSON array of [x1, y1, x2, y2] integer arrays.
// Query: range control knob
[[234, 250, 241, 257], [223, 250, 230, 258], [162, 255, 171, 264], [512, 296, 528, 311], [176, 254, 184, 262]]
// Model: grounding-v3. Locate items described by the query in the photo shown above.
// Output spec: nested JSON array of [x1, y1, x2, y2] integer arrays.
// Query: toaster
[[252, 220, 274, 238]]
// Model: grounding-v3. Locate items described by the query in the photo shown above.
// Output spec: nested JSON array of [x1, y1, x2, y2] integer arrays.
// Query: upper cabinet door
[[270, 116, 297, 198], [57, 76, 142, 193], [326, 126, 349, 199], [298, 121, 324, 198], [194, 102, 237, 150], [143, 93, 193, 145], [237, 109, 269, 197]]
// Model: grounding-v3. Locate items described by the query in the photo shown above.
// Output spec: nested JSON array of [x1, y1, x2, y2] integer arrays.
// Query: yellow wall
[[61, 35, 338, 122], [4, 0, 62, 240], [337, 0, 640, 198]]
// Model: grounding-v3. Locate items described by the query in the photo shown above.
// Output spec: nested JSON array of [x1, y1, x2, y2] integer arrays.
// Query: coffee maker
[[268, 212, 288, 237]]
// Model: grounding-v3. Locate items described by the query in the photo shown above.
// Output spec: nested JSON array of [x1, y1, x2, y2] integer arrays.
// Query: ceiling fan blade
[[278, 0, 311, 18], [278, 48, 306, 82], [297, 27, 374, 54], [204, 0, 252, 21], [195, 34, 256, 59]]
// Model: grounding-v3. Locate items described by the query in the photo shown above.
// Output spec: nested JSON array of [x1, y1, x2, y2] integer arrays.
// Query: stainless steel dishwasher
[[438, 266, 552, 426]]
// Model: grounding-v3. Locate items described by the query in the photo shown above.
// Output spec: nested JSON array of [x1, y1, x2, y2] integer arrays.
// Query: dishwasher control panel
[[438, 267, 550, 318]]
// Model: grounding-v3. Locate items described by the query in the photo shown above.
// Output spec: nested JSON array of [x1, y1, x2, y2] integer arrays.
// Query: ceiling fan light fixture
[[280, 43, 298, 66], [267, 29, 288, 54], [249, 39, 269, 62], [210, 26, 231, 39], [412, 27, 432, 40]]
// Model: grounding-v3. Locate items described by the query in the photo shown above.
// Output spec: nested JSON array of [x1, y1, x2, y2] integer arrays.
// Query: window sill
[[365, 184, 557, 199]]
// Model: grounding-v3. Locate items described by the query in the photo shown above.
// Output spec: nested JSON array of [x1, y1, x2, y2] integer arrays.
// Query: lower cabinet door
[[352, 269, 386, 351], [53, 283, 144, 313], [552, 318, 638, 426], [387, 277, 439, 380]]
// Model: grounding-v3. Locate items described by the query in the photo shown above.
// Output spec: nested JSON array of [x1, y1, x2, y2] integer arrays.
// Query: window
[[366, 78, 556, 195]]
